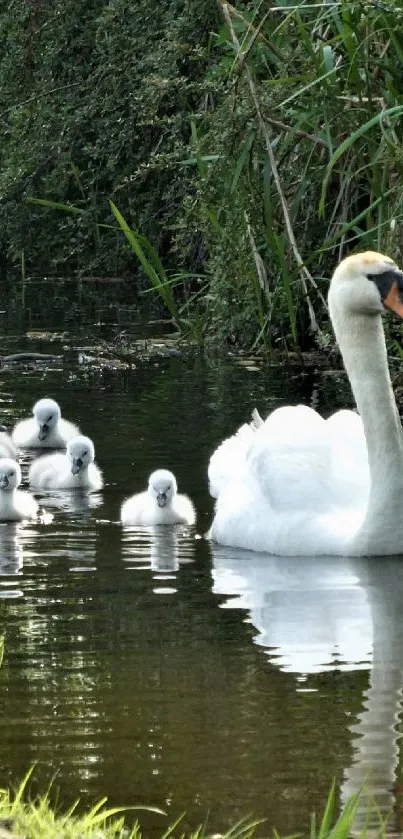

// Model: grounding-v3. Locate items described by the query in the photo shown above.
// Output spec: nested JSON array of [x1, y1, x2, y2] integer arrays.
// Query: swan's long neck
[[331, 306, 403, 551]]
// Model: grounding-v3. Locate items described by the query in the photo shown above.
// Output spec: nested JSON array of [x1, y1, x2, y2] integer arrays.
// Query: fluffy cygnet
[[0, 432, 18, 460], [0, 458, 38, 521], [29, 435, 103, 491], [12, 398, 79, 449], [121, 469, 196, 526]]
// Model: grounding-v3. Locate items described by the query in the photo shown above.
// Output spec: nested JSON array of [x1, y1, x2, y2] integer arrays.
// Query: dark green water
[[0, 341, 402, 835]]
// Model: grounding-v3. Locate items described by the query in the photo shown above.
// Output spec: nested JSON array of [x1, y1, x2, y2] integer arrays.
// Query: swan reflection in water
[[211, 546, 403, 831]]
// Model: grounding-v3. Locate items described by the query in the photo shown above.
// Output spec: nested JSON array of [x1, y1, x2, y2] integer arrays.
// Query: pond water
[[0, 335, 402, 836]]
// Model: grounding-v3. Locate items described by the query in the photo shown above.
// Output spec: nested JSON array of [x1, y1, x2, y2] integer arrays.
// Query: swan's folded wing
[[247, 405, 336, 513], [245, 405, 369, 514]]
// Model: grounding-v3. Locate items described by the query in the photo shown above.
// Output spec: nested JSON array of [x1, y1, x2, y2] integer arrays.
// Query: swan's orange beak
[[384, 278, 403, 319], [370, 267, 403, 318]]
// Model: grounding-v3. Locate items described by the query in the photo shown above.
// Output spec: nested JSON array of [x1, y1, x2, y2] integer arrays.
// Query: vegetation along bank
[[1, 0, 403, 350]]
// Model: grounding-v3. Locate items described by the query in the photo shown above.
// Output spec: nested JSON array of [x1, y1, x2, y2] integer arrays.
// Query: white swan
[[29, 435, 103, 491], [209, 251, 403, 557], [12, 398, 79, 449], [121, 469, 196, 526], [0, 458, 38, 521]]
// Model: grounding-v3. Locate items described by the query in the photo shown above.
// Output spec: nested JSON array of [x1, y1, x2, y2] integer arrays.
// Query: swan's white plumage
[[29, 435, 103, 490], [0, 458, 38, 521], [121, 469, 195, 526], [209, 405, 369, 515], [209, 251, 403, 557], [208, 422, 255, 499], [12, 398, 79, 449]]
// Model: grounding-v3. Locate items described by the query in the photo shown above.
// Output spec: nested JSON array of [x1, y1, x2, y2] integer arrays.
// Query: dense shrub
[[1, 0, 403, 348]]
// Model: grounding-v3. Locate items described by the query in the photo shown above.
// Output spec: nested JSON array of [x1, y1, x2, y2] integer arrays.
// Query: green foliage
[[0, 768, 165, 838], [0, 0, 219, 298], [1, 0, 403, 348], [0, 776, 395, 839], [109, 200, 180, 324], [182, 0, 403, 349]]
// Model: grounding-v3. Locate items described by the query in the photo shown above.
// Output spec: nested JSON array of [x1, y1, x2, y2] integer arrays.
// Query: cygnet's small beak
[[0, 476, 9, 490], [157, 492, 167, 508], [71, 457, 83, 475], [38, 423, 49, 441]]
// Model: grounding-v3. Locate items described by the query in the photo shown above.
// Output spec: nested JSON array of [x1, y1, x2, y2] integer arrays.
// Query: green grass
[[0, 768, 164, 838], [0, 775, 394, 839]]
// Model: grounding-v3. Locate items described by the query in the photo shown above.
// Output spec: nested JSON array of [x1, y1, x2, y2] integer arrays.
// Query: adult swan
[[208, 252, 403, 557]]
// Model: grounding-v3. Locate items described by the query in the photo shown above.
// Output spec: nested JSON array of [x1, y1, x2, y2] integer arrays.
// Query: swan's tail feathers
[[251, 408, 264, 430], [208, 423, 255, 499]]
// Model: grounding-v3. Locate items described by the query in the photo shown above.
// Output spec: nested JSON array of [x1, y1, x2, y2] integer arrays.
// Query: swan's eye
[[83, 451, 88, 456], [7, 471, 14, 478], [47, 415, 53, 422]]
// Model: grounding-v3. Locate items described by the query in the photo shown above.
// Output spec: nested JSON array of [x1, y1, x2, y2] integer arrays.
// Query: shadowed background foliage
[[1, 0, 403, 349]]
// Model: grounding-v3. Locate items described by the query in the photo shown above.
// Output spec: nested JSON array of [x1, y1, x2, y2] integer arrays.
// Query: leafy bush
[[1, 0, 403, 348]]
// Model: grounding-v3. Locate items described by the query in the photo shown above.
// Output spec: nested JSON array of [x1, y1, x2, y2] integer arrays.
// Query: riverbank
[[0, 778, 393, 839]]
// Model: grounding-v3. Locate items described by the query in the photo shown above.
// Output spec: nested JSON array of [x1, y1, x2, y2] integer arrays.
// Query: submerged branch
[[0, 352, 62, 364]]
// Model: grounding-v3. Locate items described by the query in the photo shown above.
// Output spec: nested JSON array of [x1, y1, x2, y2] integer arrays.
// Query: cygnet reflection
[[33, 489, 103, 517], [150, 527, 180, 573], [0, 523, 25, 573], [122, 524, 195, 575]]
